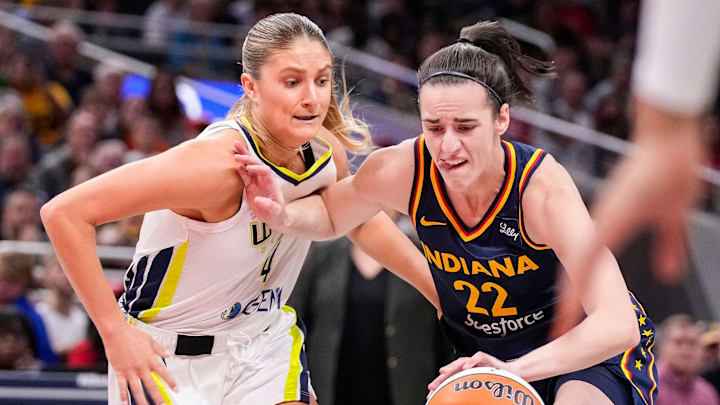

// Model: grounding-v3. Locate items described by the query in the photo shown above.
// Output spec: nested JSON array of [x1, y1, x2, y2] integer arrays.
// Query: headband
[[418, 71, 503, 107]]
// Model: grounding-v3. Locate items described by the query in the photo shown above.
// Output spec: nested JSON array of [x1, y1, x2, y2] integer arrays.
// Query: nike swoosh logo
[[420, 216, 447, 227]]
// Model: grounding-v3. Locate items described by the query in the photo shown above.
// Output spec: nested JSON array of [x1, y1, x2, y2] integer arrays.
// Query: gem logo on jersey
[[221, 287, 283, 319]]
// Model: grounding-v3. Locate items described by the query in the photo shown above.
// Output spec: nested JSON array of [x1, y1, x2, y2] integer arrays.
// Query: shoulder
[[522, 153, 578, 209], [353, 138, 417, 212]]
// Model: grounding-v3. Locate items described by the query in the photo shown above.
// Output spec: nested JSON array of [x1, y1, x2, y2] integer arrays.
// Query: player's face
[[419, 82, 509, 191], [249, 37, 333, 147]]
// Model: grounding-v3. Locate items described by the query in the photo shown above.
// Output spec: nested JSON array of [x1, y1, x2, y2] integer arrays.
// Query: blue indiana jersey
[[409, 135, 658, 404]]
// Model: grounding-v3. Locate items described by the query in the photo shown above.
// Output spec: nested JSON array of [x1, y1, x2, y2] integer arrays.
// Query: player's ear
[[494, 103, 510, 137], [241, 73, 259, 103]]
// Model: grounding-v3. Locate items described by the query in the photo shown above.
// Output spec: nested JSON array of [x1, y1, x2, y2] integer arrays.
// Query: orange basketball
[[426, 367, 545, 405]]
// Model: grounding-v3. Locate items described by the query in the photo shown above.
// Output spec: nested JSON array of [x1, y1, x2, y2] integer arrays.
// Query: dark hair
[[418, 20, 555, 111]]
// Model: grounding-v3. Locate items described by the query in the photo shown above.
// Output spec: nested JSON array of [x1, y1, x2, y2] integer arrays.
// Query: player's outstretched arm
[[41, 133, 242, 405], [235, 138, 440, 307], [507, 156, 640, 382], [234, 139, 410, 240]]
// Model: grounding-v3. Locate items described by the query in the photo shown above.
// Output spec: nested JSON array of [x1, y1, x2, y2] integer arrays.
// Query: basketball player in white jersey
[[41, 13, 437, 405]]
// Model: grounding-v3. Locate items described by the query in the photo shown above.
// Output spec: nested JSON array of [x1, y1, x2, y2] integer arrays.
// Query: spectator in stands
[[143, 0, 187, 48], [0, 134, 33, 203], [0, 89, 31, 138], [6, 50, 73, 147], [88, 139, 126, 175], [0, 27, 16, 87], [657, 314, 720, 405], [44, 21, 93, 106], [146, 70, 187, 146], [82, 60, 124, 139], [0, 186, 42, 241], [0, 253, 58, 365], [30, 109, 100, 199], [0, 305, 40, 370], [117, 96, 147, 143], [124, 114, 168, 163], [36, 252, 89, 361], [290, 220, 451, 405]]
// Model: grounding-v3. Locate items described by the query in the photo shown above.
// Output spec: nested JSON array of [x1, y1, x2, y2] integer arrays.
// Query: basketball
[[426, 367, 545, 405]]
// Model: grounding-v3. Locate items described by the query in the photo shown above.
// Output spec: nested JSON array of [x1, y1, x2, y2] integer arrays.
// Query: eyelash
[[426, 126, 476, 133], [285, 78, 330, 87]]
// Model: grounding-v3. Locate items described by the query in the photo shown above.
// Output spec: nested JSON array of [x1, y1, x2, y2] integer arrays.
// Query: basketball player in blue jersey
[[235, 21, 658, 405], [40, 13, 437, 405]]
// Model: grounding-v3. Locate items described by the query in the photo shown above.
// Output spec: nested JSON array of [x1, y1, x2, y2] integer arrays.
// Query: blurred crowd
[[0, 2, 720, 402]]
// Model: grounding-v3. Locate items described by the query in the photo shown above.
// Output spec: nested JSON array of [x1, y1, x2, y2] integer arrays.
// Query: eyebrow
[[422, 118, 479, 124], [279, 64, 332, 74]]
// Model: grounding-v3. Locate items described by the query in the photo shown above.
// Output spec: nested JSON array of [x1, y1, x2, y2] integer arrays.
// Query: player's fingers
[[439, 357, 467, 375], [151, 360, 178, 393], [127, 377, 149, 405], [234, 153, 263, 166], [233, 141, 249, 155], [151, 340, 171, 358], [116, 376, 130, 405], [428, 372, 452, 394], [141, 372, 167, 405], [244, 164, 274, 177]]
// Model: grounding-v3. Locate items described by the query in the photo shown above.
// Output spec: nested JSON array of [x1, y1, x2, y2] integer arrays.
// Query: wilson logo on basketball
[[454, 379, 537, 405]]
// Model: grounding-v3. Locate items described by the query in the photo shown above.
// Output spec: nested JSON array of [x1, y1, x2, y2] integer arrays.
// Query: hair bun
[[457, 37, 473, 44]]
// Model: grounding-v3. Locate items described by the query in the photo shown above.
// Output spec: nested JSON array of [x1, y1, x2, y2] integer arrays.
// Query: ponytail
[[418, 20, 555, 109]]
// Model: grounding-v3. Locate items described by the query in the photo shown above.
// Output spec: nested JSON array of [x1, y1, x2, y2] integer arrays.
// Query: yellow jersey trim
[[240, 115, 333, 183], [283, 305, 304, 402], [518, 149, 551, 250], [410, 135, 426, 227], [139, 240, 189, 323], [429, 141, 517, 243], [151, 372, 174, 405]]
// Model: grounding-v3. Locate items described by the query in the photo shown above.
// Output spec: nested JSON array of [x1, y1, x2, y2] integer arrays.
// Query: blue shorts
[[531, 363, 634, 404]]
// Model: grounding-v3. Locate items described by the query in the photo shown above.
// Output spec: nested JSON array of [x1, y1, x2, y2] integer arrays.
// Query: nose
[[301, 82, 318, 108], [440, 129, 461, 156]]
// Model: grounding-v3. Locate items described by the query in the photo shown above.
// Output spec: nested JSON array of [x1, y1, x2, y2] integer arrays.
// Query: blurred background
[[0, 0, 719, 404]]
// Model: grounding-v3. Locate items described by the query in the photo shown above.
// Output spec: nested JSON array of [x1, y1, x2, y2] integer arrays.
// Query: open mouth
[[293, 115, 318, 122]]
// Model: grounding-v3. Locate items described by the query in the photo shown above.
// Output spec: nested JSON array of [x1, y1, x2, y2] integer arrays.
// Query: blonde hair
[[226, 13, 370, 152]]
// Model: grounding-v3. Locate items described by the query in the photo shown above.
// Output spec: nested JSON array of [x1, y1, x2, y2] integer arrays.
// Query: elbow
[[614, 312, 641, 353], [40, 196, 75, 233]]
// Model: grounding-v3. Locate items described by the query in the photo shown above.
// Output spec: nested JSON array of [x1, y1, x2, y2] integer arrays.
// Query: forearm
[[279, 178, 383, 240], [348, 212, 439, 309], [41, 202, 127, 339], [510, 309, 638, 382]]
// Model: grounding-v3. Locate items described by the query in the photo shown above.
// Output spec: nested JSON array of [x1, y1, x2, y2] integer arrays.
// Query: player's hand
[[104, 323, 177, 405], [427, 351, 506, 398], [233, 141, 287, 228]]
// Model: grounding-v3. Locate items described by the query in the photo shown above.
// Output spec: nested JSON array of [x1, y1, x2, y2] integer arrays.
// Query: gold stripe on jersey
[[283, 306, 304, 402], [621, 346, 650, 405], [139, 240, 189, 322], [647, 339, 657, 404], [240, 115, 333, 183], [518, 149, 551, 250], [410, 135, 426, 227], [429, 141, 517, 243]]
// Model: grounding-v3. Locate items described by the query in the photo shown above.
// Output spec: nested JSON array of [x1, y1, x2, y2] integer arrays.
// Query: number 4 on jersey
[[259, 235, 283, 283]]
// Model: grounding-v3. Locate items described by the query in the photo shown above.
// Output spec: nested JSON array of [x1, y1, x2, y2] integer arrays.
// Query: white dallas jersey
[[119, 119, 336, 335]]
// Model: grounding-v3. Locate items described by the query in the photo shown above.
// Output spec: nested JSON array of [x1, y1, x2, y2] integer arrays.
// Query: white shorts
[[109, 306, 314, 405]]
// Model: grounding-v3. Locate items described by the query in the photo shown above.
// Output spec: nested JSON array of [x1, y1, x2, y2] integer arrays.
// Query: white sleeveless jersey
[[119, 119, 336, 335]]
